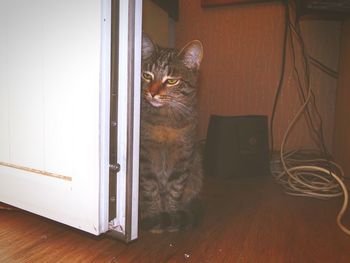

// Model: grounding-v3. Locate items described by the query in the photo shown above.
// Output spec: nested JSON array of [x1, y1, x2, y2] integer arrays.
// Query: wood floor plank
[[1, 176, 350, 262]]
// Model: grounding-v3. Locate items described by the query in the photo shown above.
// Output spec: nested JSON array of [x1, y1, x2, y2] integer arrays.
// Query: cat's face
[[141, 34, 203, 110]]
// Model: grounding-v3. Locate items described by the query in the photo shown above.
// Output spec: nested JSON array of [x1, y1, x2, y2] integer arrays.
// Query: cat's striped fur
[[139, 34, 203, 233]]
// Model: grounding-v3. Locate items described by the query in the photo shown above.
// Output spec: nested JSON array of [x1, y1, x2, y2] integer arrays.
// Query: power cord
[[269, 0, 289, 157], [271, 0, 350, 235]]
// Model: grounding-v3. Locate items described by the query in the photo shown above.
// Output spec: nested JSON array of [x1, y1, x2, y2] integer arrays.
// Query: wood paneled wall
[[333, 20, 350, 177], [175, 0, 341, 151]]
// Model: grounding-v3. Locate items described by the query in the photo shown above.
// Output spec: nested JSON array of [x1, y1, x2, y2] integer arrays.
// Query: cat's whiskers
[[170, 99, 193, 117], [168, 106, 181, 122], [158, 95, 171, 101]]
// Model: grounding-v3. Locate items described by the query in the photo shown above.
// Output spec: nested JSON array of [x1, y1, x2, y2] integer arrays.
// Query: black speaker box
[[204, 115, 270, 178]]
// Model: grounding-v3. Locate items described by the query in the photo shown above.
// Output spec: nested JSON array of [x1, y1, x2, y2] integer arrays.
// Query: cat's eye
[[142, 72, 153, 82], [165, 78, 179, 86]]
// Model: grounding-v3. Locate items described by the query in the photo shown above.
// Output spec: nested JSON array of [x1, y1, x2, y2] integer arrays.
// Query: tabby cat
[[139, 34, 204, 233]]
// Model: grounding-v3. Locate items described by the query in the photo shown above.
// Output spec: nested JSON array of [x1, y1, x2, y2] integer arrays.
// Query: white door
[[0, 0, 141, 242]]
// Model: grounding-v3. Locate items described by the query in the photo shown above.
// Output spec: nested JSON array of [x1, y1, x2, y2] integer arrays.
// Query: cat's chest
[[143, 123, 188, 144]]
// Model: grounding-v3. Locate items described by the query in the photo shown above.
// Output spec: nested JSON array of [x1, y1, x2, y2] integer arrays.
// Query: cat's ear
[[178, 40, 203, 70], [142, 33, 156, 60]]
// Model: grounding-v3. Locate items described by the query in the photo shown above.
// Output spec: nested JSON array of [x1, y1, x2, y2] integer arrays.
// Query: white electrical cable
[[271, 73, 350, 235], [271, 0, 350, 235], [273, 155, 350, 235]]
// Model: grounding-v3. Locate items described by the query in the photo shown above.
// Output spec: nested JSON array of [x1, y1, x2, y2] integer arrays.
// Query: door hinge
[[109, 163, 120, 221]]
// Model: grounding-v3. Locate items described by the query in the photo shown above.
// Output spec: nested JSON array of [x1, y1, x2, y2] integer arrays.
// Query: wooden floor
[[1, 175, 350, 263]]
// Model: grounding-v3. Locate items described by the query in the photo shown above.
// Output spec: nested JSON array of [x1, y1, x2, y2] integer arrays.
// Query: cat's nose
[[150, 90, 157, 97], [149, 81, 162, 97]]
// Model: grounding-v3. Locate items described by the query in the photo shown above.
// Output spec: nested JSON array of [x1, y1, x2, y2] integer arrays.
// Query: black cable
[[284, 0, 338, 189], [271, 0, 335, 173], [288, 20, 323, 152], [287, 3, 330, 158], [308, 56, 339, 79], [270, 0, 289, 156]]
